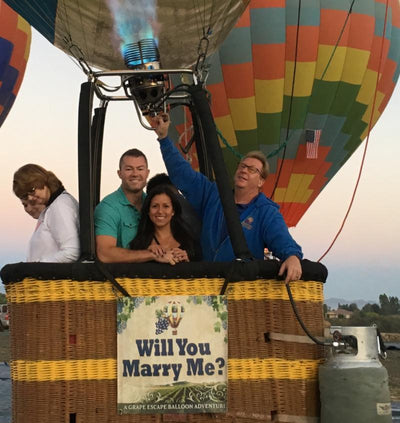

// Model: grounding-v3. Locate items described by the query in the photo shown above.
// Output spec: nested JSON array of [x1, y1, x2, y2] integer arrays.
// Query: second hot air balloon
[[0, 0, 31, 128], [171, 0, 400, 227]]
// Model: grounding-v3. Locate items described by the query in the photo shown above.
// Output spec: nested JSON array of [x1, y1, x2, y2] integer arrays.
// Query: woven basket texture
[[7, 277, 324, 423]]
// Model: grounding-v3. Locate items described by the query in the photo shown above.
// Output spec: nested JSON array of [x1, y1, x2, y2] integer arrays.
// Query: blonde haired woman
[[13, 164, 80, 262]]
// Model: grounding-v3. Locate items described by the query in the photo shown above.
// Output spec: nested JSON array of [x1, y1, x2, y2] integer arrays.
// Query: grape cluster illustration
[[155, 317, 169, 335], [133, 297, 144, 308], [117, 297, 158, 334]]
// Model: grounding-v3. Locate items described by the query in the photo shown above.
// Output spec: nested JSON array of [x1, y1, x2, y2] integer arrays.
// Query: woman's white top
[[27, 191, 80, 262]]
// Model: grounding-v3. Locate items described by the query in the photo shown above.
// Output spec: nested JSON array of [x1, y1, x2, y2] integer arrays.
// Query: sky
[[0, 30, 399, 302]]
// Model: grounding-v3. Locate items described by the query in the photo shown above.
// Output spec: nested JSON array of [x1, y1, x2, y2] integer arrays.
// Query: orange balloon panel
[[0, 0, 31, 128]]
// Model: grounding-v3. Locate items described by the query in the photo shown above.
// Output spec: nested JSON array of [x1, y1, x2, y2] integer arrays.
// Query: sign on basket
[[117, 295, 228, 415]]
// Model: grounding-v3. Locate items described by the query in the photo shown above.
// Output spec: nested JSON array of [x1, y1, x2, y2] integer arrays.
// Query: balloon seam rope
[[207, 0, 217, 35], [317, 0, 390, 263], [288, 0, 355, 219], [192, 0, 204, 42], [320, 0, 355, 81], [91, 0, 104, 62], [59, 0, 73, 45], [63, 36, 94, 78], [270, 0, 302, 199], [267, 0, 355, 194], [75, 1, 90, 64]]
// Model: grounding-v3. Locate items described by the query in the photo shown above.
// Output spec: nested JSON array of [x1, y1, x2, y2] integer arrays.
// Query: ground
[[0, 330, 399, 401], [0, 331, 10, 362], [383, 350, 400, 401]]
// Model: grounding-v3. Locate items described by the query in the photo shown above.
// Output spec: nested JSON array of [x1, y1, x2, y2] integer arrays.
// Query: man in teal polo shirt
[[95, 148, 159, 263]]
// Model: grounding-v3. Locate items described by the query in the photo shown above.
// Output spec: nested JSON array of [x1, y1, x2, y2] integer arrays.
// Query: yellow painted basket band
[[11, 357, 321, 382], [6, 278, 323, 304]]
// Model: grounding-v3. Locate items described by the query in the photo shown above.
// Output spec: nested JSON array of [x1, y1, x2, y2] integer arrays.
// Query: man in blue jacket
[[153, 114, 303, 282]]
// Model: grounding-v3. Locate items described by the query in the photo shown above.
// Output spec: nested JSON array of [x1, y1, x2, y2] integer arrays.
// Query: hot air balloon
[[1, 3, 330, 423], [3, 0, 249, 71], [170, 0, 400, 227], [0, 0, 31, 128]]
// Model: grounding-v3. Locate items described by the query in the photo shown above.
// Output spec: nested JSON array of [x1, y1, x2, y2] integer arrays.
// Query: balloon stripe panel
[[0, 65, 18, 94], [4, 0, 57, 43], [286, 26, 320, 62], [0, 38, 13, 68], [255, 113, 282, 147], [235, 129, 260, 153], [222, 63, 255, 98], [0, 3, 17, 36], [252, 0, 286, 8], [0, 1, 30, 128], [255, 79, 285, 113], [208, 82, 231, 117], [319, 10, 375, 49], [253, 44, 286, 79], [250, 8, 286, 44], [216, 27, 253, 65], [215, 115, 238, 147], [285, 1, 320, 27], [342, 49, 372, 84], [284, 62, 316, 97], [228, 97, 257, 131], [315, 46, 351, 81]]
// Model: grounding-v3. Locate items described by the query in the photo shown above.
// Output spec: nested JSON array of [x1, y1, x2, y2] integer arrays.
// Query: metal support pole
[[189, 84, 252, 260], [189, 103, 213, 180], [91, 105, 107, 206], [78, 82, 95, 260]]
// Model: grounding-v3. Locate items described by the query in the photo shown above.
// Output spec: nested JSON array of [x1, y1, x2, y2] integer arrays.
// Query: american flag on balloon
[[305, 129, 322, 159]]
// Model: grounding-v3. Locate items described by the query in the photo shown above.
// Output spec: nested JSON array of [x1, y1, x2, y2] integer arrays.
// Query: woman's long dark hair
[[130, 185, 196, 260]]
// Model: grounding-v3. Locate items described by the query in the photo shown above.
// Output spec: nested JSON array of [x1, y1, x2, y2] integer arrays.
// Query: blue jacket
[[159, 137, 303, 262]]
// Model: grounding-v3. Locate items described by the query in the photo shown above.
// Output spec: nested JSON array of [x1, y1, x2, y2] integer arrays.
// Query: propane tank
[[319, 326, 392, 423]]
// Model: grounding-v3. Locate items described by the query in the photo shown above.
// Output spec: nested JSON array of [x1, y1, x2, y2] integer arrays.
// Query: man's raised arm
[[152, 113, 213, 215]]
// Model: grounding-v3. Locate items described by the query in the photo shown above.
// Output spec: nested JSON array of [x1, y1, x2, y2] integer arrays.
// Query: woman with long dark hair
[[130, 185, 197, 264]]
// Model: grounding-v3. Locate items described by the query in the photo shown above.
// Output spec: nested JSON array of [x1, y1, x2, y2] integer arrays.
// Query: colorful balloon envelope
[[171, 0, 400, 227], [0, 0, 31, 128], [3, 0, 249, 70]]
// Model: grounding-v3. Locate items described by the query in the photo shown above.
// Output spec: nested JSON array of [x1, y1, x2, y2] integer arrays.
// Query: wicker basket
[[3, 261, 325, 423]]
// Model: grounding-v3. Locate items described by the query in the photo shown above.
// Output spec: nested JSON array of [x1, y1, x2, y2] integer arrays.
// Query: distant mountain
[[325, 298, 377, 310]]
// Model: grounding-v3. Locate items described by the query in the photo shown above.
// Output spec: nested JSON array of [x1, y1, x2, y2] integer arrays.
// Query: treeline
[[326, 294, 400, 333], [333, 294, 400, 315]]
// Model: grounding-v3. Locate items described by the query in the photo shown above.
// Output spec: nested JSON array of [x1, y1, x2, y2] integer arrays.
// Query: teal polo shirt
[[94, 186, 145, 248]]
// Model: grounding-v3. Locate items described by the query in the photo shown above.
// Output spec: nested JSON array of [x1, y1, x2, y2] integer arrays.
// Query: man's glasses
[[20, 187, 36, 200], [238, 162, 262, 176]]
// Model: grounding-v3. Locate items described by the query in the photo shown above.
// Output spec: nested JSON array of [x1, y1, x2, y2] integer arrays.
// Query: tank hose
[[286, 282, 389, 355], [376, 327, 388, 360], [286, 281, 332, 347]]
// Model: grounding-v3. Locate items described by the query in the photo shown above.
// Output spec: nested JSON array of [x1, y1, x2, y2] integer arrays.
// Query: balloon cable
[[265, 0, 355, 164], [318, 0, 390, 263], [216, 127, 243, 160], [320, 0, 355, 81], [271, 0, 302, 199]]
